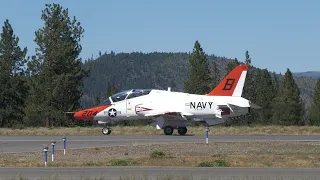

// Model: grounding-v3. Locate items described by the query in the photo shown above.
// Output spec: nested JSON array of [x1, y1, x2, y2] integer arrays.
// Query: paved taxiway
[[1, 134, 320, 153], [1, 135, 320, 179], [0, 166, 319, 180]]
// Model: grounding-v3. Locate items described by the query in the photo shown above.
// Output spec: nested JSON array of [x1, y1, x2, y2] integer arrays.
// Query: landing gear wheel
[[102, 127, 112, 135], [163, 126, 173, 135], [178, 127, 187, 135]]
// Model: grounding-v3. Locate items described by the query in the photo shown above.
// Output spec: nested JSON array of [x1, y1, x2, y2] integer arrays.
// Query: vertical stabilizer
[[207, 64, 248, 96]]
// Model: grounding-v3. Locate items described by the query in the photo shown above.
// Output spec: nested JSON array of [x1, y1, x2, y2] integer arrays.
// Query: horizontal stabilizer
[[227, 101, 261, 109], [227, 101, 249, 108], [192, 118, 225, 126], [204, 119, 226, 126], [249, 102, 262, 109]]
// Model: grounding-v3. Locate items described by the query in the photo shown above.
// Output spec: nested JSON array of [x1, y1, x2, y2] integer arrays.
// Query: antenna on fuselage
[[167, 87, 171, 92]]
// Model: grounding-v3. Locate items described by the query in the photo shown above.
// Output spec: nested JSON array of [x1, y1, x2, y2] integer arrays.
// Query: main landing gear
[[102, 126, 112, 135], [163, 126, 187, 136]]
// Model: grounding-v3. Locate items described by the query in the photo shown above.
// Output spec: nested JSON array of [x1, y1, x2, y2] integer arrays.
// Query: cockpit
[[100, 89, 152, 105]]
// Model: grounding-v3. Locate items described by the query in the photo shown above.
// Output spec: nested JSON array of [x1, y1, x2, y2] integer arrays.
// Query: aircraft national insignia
[[108, 108, 117, 117]]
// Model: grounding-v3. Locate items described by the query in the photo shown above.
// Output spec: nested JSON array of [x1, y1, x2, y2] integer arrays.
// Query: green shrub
[[198, 159, 230, 167], [110, 159, 136, 166], [150, 151, 165, 158]]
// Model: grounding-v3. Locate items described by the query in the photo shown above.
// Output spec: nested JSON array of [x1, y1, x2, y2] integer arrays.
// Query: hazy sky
[[0, 0, 319, 74]]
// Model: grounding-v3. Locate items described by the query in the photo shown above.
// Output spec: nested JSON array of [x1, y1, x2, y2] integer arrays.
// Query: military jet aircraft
[[73, 63, 261, 135]]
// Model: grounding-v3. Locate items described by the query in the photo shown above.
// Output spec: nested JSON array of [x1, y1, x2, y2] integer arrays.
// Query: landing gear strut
[[102, 126, 112, 135]]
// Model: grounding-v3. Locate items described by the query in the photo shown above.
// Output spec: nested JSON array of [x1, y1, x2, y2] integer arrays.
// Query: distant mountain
[[81, 52, 316, 112], [293, 71, 320, 79]]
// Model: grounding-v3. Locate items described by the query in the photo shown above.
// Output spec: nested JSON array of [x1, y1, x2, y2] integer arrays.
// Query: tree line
[[0, 3, 319, 128], [0, 3, 89, 128]]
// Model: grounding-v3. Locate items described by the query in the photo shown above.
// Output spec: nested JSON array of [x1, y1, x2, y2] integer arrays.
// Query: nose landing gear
[[102, 126, 112, 135]]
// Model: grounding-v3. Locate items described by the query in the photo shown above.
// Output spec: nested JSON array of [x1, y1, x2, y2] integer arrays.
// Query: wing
[[193, 118, 226, 126], [147, 112, 193, 129], [144, 111, 193, 119], [135, 104, 193, 120]]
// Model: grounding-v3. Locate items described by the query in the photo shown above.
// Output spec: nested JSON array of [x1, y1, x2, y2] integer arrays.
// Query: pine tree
[[308, 79, 320, 125], [184, 40, 211, 94], [210, 61, 220, 89], [225, 58, 240, 74], [271, 72, 280, 94], [271, 68, 304, 125], [241, 51, 258, 125], [245, 50, 251, 64], [104, 81, 117, 99], [24, 3, 89, 127], [242, 50, 255, 102], [254, 69, 276, 124], [94, 95, 101, 106], [0, 19, 29, 127]]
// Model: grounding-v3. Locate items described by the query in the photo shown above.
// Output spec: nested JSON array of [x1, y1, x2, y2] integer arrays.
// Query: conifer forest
[[1, 3, 320, 128]]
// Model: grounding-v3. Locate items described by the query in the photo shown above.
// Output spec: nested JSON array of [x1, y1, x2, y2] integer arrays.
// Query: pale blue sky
[[0, 0, 319, 74]]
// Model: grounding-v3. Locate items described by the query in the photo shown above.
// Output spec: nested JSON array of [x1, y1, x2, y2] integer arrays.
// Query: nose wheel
[[102, 127, 112, 135]]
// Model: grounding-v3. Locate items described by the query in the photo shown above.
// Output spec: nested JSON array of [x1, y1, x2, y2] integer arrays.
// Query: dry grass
[[4, 175, 316, 180], [1, 141, 320, 168], [1, 125, 320, 136]]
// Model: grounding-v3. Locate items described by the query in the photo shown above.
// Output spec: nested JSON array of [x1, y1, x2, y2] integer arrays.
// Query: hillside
[[293, 71, 320, 79], [81, 52, 316, 111]]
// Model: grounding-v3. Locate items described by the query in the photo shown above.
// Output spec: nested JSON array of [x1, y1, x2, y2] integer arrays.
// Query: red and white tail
[[207, 63, 248, 97]]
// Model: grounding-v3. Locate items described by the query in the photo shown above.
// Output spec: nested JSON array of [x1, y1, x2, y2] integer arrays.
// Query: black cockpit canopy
[[100, 89, 152, 105]]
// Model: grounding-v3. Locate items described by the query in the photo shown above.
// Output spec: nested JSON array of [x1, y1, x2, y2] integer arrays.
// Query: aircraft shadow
[[158, 134, 196, 136]]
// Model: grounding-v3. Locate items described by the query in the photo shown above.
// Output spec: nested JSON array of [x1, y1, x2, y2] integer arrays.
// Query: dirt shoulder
[[1, 141, 320, 168]]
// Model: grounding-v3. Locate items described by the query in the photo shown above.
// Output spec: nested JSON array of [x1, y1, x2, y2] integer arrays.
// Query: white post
[[63, 137, 66, 155], [51, 141, 56, 161], [43, 146, 48, 167], [205, 127, 209, 145]]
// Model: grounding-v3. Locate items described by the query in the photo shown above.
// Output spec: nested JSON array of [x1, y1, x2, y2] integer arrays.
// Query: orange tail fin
[[207, 63, 248, 96]]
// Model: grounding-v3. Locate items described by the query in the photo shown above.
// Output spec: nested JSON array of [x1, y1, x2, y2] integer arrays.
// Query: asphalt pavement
[[1, 135, 320, 179], [1, 134, 320, 153], [0, 166, 319, 180]]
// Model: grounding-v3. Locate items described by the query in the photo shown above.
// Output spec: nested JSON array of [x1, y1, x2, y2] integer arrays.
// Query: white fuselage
[[94, 89, 250, 124]]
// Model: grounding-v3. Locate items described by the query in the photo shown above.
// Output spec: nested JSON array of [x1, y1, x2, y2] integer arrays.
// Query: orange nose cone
[[74, 105, 111, 120]]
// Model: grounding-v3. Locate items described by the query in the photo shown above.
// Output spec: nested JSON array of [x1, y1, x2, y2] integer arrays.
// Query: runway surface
[[0, 134, 320, 153], [1, 135, 320, 179], [0, 166, 319, 180]]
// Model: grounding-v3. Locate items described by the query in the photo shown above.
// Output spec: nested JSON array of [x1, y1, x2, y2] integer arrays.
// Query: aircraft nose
[[73, 105, 111, 120]]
